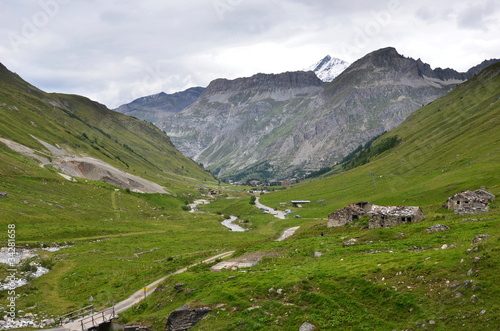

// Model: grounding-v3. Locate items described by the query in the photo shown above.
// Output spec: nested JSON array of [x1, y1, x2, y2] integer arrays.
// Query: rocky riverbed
[[0, 246, 71, 330]]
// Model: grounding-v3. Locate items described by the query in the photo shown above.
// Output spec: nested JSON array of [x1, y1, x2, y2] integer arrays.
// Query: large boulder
[[299, 322, 317, 331], [166, 305, 211, 331]]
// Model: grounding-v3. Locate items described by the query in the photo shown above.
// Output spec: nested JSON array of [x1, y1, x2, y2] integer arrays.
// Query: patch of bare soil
[[0, 137, 168, 194]]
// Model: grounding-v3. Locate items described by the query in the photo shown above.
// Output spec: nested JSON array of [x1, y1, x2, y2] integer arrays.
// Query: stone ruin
[[445, 189, 495, 215], [327, 201, 424, 228]]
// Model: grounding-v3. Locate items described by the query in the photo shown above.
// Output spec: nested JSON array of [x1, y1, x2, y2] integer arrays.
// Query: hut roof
[[370, 205, 421, 216]]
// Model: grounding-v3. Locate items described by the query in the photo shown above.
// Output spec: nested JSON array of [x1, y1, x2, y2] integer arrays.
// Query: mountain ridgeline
[[127, 47, 496, 182], [114, 87, 205, 123]]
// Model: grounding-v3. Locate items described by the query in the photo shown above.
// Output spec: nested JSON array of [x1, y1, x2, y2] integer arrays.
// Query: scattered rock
[[471, 295, 478, 303], [41, 318, 55, 327], [471, 234, 489, 245], [313, 251, 323, 258], [299, 321, 317, 331], [343, 238, 358, 247], [479, 310, 486, 316], [185, 288, 196, 295], [174, 283, 185, 292], [246, 305, 261, 311], [277, 288, 283, 295], [441, 244, 449, 250], [466, 247, 479, 253], [467, 269, 473, 276], [455, 293, 462, 298], [463, 280, 472, 287], [460, 218, 486, 223], [429, 320, 436, 325], [426, 224, 450, 233], [0, 192, 7, 198], [166, 304, 211, 331]]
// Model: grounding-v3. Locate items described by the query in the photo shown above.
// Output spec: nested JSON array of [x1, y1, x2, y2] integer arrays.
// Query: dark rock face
[[203, 71, 323, 96], [165, 305, 212, 331], [114, 87, 204, 123], [145, 47, 498, 181]]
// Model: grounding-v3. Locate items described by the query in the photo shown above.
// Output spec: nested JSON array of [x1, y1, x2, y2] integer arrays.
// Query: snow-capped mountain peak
[[307, 55, 350, 82]]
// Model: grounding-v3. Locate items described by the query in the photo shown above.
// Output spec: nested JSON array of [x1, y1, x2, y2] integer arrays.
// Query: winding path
[[254, 197, 300, 241], [57, 251, 234, 331], [276, 226, 300, 241], [255, 197, 286, 219]]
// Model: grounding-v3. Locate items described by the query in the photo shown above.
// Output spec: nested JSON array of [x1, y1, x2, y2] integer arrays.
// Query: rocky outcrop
[[426, 224, 451, 233], [165, 305, 211, 331]]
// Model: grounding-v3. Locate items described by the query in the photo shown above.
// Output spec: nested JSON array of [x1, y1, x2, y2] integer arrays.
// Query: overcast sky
[[0, 0, 498, 108]]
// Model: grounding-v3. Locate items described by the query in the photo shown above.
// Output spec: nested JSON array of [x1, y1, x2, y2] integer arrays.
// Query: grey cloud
[[0, 0, 498, 108], [457, 0, 497, 30]]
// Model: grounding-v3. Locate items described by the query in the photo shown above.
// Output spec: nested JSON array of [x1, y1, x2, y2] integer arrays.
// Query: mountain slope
[[0, 62, 214, 193], [114, 86, 204, 123], [157, 47, 494, 182]]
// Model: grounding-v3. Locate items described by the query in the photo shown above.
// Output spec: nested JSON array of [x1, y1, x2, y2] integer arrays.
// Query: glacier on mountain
[[307, 55, 350, 82]]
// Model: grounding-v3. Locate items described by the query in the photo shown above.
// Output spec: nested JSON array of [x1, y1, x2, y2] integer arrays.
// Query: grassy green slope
[[0, 62, 214, 190], [119, 64, 499, 330]]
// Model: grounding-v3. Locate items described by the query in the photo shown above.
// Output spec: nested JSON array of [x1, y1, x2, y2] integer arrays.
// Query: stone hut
[[328, 202, 424, 228], [368, 205, 424, 228], [446, 189, 495, 215], [327, 202, 370, 227]]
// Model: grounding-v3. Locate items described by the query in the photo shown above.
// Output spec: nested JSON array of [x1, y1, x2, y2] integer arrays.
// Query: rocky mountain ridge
[[114, 86, 204, 123], [124, 47, 499, 182]]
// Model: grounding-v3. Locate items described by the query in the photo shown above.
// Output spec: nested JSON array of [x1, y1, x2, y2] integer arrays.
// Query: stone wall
[[327, 204, 367, 227]]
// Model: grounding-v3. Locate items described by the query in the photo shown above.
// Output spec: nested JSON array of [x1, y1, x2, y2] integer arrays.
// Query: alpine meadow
[[0, 40, 499, 331]]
